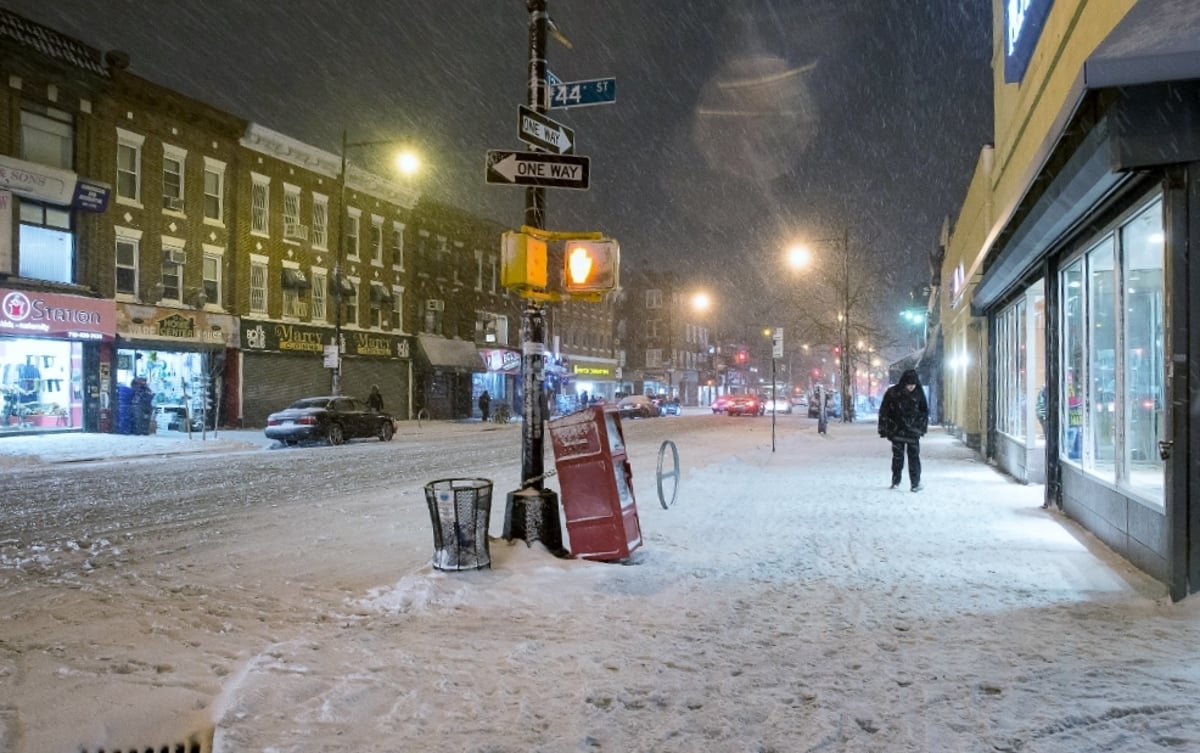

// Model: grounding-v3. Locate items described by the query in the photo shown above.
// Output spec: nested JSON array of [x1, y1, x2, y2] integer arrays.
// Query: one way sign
[[517, 105, 574, 154], [485, 150, 590, 190]]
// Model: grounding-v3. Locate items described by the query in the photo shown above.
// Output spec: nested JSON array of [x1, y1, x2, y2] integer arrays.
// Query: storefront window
[[1058, 195, 1164, 506], [1121, 200, 1164, 496], [116, 349, 215, 433], [2, 339, 82, 431], [1088, 238, 1116, 474], [1061, 259, 1084, 462]]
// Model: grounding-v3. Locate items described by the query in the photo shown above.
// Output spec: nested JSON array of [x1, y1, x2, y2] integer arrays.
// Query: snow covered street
[[1, 416, 1197, 752]]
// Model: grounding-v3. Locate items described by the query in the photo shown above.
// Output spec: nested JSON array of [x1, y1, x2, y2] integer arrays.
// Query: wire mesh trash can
[[424, 478, 493, 571]]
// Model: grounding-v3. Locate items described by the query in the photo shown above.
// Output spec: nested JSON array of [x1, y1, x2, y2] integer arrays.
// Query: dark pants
[[891, 439, 921, 486]]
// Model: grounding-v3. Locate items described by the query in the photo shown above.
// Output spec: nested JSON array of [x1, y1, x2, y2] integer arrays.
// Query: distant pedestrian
[[579, 390, 588, 409], [878, 369, 929, 492], [814, 385, 828, 435], [366, 385, 384, 412], [478, 390, 491, 422]]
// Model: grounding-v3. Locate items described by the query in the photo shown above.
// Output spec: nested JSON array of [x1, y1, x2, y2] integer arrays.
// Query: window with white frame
[[201, 246, 222, 308], [21, 107, 72, 169], [368, 282, 391, 328], [487, 254, 497, 293], [474, 249, 484, 290], [312, 195, 329, 249], [116, 128, 143, 203], [115, 227, 141, 298], [160, 241, 185, 302], [251, 174, 270, 235], [249, 257, 268, 313], [282, 185, 301, 240], [371, 216, 383, 264], [346, 209, 361, 258], [343, 276, 359, 325], [312, 269, 328, 322], [646, 348, 663, 368], [282, 265, 309, 318], [392, 222, 405, 269], [391, 286, 404, 332], [162, 144, 186, 211], [646, 289, 663, 308], [203, 157, 225, 222]]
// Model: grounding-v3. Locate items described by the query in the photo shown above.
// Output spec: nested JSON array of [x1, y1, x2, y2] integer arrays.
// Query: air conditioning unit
[[165, 248, 186, 265], [163, 196, 185, 211], [426, 299, 444, 312], [284, 223, 310, 241]]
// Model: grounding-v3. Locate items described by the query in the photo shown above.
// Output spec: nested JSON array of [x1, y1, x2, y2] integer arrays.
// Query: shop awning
[[416, 334, 486, 373], [1084, 0, 1200, 89], [282, 268, 311, 289]]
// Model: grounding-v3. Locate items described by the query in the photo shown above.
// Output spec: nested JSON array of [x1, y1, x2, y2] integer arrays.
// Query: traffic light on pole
[[562, 239, 619, 293]]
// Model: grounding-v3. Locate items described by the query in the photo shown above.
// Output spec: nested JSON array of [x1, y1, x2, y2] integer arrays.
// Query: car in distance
[[711, 395, 733, 414], [265, 395, 395, 446], [653, 394, 682, 416], [764, 396, 792, 414], [616, 394, 661, 420], [807, 391, 842, 419], [725, 394, 765, 416]]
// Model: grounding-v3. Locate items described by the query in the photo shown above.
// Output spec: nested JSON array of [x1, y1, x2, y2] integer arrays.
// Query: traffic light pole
[[522, 0, 548, 491]]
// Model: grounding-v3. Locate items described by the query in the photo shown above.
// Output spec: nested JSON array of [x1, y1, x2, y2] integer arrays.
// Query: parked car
[[265, 396, 395, 446], [711, 395, 733, 414], [726, 394, 765, 416], [764, 396, 792, 414], [616, 395, 661, 420], [653, 395, 682, 416]]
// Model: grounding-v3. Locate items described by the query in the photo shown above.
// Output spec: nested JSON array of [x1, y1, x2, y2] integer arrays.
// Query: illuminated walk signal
[[563, 239, 619, 293]]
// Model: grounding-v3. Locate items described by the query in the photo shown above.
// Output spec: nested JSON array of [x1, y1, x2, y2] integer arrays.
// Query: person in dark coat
[[366, 384, 384, 412], [877, 369, 930, 491], [478, 390, 491, 422]]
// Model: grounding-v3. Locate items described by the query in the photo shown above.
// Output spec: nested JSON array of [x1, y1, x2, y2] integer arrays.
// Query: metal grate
[[79, 728, 212, 753]]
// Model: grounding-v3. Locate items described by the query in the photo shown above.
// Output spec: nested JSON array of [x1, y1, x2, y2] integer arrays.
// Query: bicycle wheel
[[656, 439, 680, 509]]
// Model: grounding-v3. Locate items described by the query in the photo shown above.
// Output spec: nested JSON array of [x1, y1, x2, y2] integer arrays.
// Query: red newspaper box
[[548, 405, 643, 560]]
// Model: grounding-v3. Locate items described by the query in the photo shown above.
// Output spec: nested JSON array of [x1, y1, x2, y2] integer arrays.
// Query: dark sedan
[[265, 396, 395, 446], [616, 395, 660, 420]]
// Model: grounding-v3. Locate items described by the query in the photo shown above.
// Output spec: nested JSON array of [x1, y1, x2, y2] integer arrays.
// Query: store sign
[[573, 363, 614, 378], [1004, 0, 1054, 83], [0, 154, 76, 205], [116, 304, 238, 347], [480, 348, 521, 373], [0, 287, 115, 339], [240, 318, 412, 359], [72, 179, 112, 213]]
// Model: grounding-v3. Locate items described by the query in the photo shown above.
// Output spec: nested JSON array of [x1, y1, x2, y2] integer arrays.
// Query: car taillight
[[296, 415, 318, 425], [267, 418, 279, 426]]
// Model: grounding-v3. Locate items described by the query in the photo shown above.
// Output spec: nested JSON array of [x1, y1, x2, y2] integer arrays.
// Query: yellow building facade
[[942, 0, 1200, 599]]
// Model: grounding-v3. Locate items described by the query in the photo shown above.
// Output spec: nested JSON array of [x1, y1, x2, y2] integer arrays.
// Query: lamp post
[[787, 228, 854, 422], [332, 129, 421, 395]]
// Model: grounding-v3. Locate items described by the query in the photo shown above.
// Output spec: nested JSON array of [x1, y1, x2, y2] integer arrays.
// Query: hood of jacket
[[900, 369, 921, 387]]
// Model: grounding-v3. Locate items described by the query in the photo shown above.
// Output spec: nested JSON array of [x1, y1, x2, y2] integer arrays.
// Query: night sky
[[6, 0, 992, 342]]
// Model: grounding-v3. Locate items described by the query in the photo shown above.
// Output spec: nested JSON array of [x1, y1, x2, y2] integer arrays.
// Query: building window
[[162, 144, 186, 211], [161, 244, 185, 302], [283, 186, 302, 241], [115, 230, 140, 298], [203, 157, 225, 222], [312, 196, 329, 250], [646, 290, 663, 308], [345, 211, 361, 258], [249, 259, 268, 313], [312, 270, 328, 322], [392, 223, 405, 269], [281, 267, 310, 319], [646, 348, 663, 368], [343, 277, 359, 325], [18, 201, 72, 283], [391, 286, 404, 332], [202, 250, 221, 308], [474, 249, 484, 290], [21, 108, 72, 169], [116, 129, 143, 203], [251, 175, 269, 235], [369, 282, 392, 328], [370, 217, 384, 264], [1059, 194, 1164, 504]]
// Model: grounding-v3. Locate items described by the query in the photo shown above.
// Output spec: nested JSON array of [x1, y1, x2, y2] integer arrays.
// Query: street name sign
[[549, 77, 617, 109], [517, 105, 575, 154], [486, 150, 590, 190]]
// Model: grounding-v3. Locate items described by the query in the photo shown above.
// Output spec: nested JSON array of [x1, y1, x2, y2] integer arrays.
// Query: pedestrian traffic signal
[[736, 350, 748, 364], [563, 239, 619, 293], [501, 231, 548, 290]]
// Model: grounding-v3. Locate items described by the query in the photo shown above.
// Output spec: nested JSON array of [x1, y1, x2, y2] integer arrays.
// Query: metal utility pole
[[839, 226, 852, 422], [331, 129, 349, 396], [522, 0, 548, 490]]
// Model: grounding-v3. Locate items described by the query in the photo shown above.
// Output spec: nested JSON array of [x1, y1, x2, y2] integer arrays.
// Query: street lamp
[[786, 228, 854, 422], [332, 129, 422, 395]]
